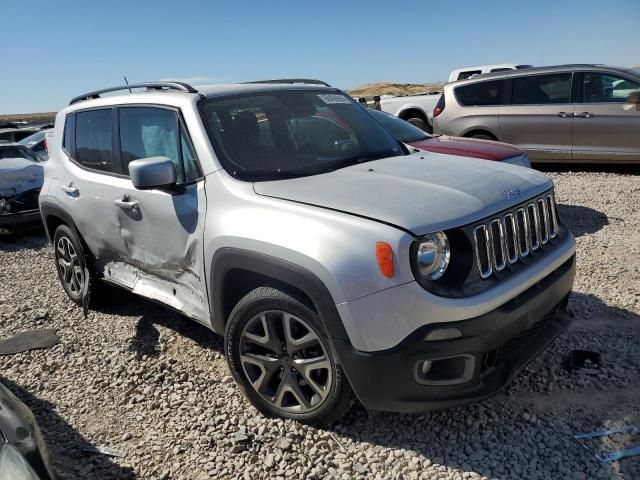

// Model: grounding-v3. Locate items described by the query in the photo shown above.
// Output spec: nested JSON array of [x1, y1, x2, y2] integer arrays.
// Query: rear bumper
[[0, 210, 42, 233], [334, 254, 575, 412]]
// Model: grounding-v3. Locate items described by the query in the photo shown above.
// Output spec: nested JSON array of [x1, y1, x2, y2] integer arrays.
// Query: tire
[[225, 287, 354, 426], [52, 224, 98, 306], [469, 133, 495, 141], [406, 117, 431, 133]]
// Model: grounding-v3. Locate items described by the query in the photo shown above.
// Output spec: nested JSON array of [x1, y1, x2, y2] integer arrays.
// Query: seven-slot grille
[[473, 193, 559, 278]]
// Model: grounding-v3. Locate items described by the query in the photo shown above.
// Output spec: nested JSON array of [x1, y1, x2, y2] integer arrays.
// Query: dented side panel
[[53, 157, 210, 324]]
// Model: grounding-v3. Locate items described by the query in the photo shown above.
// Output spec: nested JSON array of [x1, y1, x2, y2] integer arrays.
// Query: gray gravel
[[1, 169, 639, 480]]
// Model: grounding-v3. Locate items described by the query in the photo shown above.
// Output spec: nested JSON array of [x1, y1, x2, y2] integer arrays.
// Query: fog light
[[424, 327, 462, 342], [419, 360, 433, 376]]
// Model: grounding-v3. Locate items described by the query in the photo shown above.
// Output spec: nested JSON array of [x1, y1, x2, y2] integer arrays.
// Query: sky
[[1, 0, 639, 113]]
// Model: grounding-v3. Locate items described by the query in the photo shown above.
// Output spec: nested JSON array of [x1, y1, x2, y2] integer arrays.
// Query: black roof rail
[[69, 82, 198, 105], [243, 78, 332, 87]]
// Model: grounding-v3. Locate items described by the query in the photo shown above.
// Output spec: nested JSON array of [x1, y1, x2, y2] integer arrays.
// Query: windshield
[[199, 90, 405, 180], [367, 109, 429, 143], [17, 130, 45, 148], [0, 145, 41, 162]]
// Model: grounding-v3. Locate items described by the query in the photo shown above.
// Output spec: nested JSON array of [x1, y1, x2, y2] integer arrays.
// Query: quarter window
[[119, 107, 200, 183], [583, 73, 640, 103], [455, 80, 505, 106], [512, 73, 572, 105], [75, 109, 113, 172]]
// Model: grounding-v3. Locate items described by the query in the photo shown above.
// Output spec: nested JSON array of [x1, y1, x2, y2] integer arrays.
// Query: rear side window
[[455, 80, 505, 106], [458, 70, 481, 80], [75, 109, 113, 172], [119, 107, 200, 183], [512, 73, 572, 105]]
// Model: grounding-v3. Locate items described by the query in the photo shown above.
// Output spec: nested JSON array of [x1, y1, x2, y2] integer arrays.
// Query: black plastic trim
[[209, 248, 350, 344], [334, 254, 575, 412]]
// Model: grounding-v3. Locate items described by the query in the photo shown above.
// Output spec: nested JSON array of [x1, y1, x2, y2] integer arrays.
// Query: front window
[[367, 109, 429, 143], [583, 72, 640, 103], [199, 90, 404, 180]]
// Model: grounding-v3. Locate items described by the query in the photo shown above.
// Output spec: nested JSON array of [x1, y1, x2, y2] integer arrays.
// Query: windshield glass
[[367, 109, 429, 143], [17, 130, 45, 148], [200, 90, 405, 180], [0, 145, 41, 162]]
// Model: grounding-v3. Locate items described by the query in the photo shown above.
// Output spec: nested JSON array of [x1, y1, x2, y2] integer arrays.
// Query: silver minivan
[[433, 65, 640, 163]]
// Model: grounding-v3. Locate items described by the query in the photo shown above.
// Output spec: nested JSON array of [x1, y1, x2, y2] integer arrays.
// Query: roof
[[66, 79, 335, 109], [449, 64, 639, 86]]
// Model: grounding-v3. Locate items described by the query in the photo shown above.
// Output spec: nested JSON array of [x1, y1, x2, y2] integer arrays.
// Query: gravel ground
[[1, 169, 639, 480]]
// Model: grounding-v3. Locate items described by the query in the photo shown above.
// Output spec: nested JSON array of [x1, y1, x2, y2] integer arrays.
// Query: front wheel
[[225, 287, 354, 426]]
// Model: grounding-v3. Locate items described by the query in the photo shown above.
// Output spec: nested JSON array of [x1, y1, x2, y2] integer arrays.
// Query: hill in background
[[348, 81, 445, 98], [0, 112, 56, 124]]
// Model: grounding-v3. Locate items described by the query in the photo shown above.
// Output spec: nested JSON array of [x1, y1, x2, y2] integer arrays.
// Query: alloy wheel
[[239, 310, 333, 414], [56, 236, 84, 295]]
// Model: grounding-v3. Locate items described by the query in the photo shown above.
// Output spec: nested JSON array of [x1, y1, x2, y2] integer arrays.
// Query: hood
[[409, 135, 523, 161], [0, 158, 43, 197], [253, 152, 552, 235]]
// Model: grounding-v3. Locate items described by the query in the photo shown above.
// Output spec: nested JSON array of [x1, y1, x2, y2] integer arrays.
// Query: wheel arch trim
[[209, 248, 351, 345]]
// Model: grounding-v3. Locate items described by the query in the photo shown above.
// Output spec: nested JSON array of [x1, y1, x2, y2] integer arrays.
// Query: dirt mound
[[348, 82, 445, 98]]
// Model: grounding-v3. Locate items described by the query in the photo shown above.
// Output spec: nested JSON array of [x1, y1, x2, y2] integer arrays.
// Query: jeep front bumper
[[332, 254, 575, 412]]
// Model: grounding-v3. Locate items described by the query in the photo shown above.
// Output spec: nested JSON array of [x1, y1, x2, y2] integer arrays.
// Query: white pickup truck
[[379, 93, 441, 133]]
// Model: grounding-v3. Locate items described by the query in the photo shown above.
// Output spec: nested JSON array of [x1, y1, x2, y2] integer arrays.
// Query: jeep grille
[[472, 193, 559, 278]]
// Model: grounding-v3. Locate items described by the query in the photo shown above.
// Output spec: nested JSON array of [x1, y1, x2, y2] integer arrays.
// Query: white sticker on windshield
[[317, 94, 351, 104]]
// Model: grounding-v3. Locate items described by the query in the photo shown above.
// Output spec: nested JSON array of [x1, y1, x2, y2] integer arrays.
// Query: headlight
[[415, 231, 450, 280]]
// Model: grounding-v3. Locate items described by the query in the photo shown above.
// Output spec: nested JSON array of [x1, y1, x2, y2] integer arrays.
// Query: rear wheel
[[225, 287, 354, 426], [53, 224, 98, 306], [406, 117, 432, 133], [469, 132, 496, 141]]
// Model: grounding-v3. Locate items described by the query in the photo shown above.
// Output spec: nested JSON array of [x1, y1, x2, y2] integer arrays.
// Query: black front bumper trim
[[334, 254, 576, 412]]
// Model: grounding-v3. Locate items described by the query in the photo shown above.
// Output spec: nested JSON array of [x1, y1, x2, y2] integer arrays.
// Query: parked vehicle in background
[[0, 144, 44, 233], [18, 129, 52, 160], [0, 381, 55, 479], [379, 93, 441, 132], [368, 109, 530, 167], [0, 127, 41, 144], [42, 80, 575, 426], [448, 64, 533, 82], [433, 64, 640, 163]]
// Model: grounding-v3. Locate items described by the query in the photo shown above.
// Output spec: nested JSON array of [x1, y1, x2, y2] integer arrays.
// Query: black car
[[0, 382, 55, 479], [0, 144, 44, 234]]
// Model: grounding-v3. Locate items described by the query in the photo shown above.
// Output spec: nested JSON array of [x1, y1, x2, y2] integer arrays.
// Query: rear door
[[572, 71, 640, 162], [110, 105, 209, 323], [498, 72, 574, 161]]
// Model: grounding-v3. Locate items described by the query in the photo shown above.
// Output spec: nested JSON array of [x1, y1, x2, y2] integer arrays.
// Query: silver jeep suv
[[40, 80, 576, 426]]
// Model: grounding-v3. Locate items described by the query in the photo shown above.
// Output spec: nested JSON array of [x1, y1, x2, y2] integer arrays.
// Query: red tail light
[[43, 139, 48, 153], [433, 95, 445, 118]]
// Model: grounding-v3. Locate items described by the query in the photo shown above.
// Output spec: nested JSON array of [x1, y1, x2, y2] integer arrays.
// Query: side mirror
[[128, 157, 177, 190], [626, 91, 640, 105]]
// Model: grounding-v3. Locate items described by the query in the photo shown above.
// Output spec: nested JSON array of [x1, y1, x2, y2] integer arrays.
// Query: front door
[[573, 71, 640, 162], [106, 105, 209, 323], [499, 72, 574, 161]]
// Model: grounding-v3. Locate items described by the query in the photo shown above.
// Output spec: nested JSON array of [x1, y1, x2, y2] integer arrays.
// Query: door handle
[[574, 112, 595, 118], [61, 185, 79, 196], [554, 112, 571, 118], [114, 198, 139, 210]]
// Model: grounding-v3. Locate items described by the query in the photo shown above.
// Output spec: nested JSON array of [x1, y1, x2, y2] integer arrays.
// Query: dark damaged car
[[0, 381, 55, 479], [0, 145, 44, 234]]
